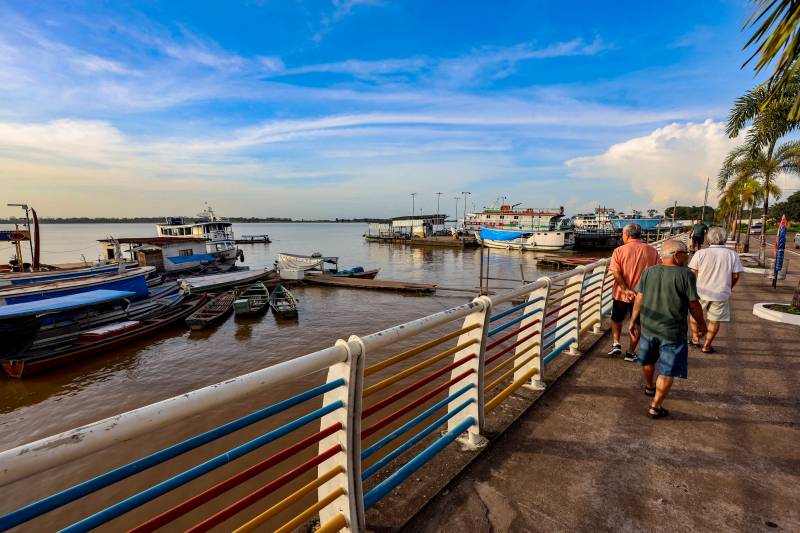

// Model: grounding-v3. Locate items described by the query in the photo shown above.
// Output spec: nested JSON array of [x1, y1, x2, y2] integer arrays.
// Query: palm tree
[[718, 141, 800, 259]]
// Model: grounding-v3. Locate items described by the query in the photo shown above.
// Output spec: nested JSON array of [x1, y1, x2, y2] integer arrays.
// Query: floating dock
[[234, 235, 271, 244], [364, 235, 478, 248], [303, 275, 436, 293]]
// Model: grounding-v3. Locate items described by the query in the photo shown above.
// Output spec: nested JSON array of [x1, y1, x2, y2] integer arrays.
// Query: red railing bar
[[363, 353, 476, 419], [185, 444, 343, 533], [361, 366, 475, 439], [486, 318, 541, 351], [127, 424, 343, 533], [485, 328, 540, 366]]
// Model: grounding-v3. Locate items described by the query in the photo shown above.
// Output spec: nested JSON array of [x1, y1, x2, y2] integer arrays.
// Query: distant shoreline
[[0, 218, 388, 224]]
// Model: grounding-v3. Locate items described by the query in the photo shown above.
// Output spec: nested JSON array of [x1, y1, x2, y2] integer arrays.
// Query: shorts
[[700, 299, 731, 322], [611, 299, 633, 323], [637, 334, 688, 378], [692, 236, 704, 245]]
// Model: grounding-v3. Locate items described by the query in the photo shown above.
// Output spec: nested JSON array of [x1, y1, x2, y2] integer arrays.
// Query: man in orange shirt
[[608, 223, 660, 361]]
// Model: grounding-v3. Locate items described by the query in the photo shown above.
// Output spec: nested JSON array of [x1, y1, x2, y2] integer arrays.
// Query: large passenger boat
[[465, 203, 574, 250], [156, 206, 242, 267]]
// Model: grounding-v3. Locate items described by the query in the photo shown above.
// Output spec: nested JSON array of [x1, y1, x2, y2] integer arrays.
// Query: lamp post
[[436, 192, 442, 229], [461, 191, 471, 229], [454, 197, 460, 229], [411, 193, 417, 235]]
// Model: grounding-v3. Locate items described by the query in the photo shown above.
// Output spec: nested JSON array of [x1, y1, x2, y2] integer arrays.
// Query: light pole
[[436, 192, 442, 228], [411, 193, 417, 235], [461, 191, 471, 228], [454, 197, 460, 228]]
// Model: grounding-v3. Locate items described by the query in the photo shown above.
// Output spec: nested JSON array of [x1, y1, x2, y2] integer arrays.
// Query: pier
[[1, 233, 797, 532]]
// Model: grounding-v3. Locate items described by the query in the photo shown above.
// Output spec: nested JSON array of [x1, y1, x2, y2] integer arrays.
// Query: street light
[[461, 192, 471, 229], [436, 192, 442, 228], [454, 197, 460, 228], [410, 193, 417, 235]]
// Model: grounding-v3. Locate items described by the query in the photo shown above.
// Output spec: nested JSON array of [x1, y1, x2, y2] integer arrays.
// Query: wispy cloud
[[314, 0, 386, 42]]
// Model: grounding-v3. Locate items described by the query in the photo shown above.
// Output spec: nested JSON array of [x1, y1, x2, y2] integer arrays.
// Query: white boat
[[179, 268, 275, 294], [465, 202, 574, 250], [155, 206, 242, 268]]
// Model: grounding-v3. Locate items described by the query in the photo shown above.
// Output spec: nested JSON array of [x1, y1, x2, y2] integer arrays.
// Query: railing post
[[318, 337, 365, 532], [448, 295, 491, 449], [591, 261, 610, 334], [515, 277, 550, 390], [599, 260, 614, 321], [565, 266, 587, 355]]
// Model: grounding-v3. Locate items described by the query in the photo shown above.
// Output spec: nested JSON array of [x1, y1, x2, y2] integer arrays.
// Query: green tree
[[770, 190, 800, 220]]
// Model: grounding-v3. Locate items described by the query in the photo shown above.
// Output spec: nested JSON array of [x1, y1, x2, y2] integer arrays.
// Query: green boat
[[269, 284, 299, 319], [233, 282, 269, 316]]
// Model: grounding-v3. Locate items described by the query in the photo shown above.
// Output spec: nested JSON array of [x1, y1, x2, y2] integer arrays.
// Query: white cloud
[[565, 119, 739, 205]]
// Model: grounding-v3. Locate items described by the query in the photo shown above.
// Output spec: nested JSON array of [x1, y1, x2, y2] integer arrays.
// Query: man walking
[[629, 240, 707, 418], [608, 223, 660, 361], [691, 219, 708, 252], [688, 227, 743, 353]]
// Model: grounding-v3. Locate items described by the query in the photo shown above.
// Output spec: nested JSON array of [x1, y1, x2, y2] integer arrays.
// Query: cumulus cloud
[[565, 120, 740, 205]]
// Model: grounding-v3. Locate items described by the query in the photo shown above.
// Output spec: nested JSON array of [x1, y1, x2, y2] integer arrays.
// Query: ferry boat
[[465, 203, 574, 250], [156, 206, 243, 267], [571, 207, 663, 248]]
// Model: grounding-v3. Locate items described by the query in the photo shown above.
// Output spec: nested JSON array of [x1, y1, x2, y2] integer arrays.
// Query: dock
[[365, 234, 479, 248], [303, 274, 437, 293], [234, 234, 271, 244], [535, 254, 602, 269]]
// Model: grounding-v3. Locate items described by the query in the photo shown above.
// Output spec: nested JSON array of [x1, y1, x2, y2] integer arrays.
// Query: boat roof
[[279, 253, 338, 262], [0, 289, 135, 319], [99, 237, 206, 244]]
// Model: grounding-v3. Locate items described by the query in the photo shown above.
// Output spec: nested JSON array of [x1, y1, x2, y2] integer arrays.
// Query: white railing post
[[448, 295, 491, 449], [514, 277, 550, 390], [318, 337, 365, 532], [590, 261, 609, 334], [568, 266, 588, 354], [598, 260, 614, 321]]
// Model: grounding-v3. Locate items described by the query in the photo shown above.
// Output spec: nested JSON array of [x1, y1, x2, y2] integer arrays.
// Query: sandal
[[689, 339, 702, 347], [644, 385, 656, 397], [701, 346, 716, 353], [648, 405, 669, 419]]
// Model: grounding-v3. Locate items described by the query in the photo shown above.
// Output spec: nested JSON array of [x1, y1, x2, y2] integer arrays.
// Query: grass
[[765, 304, 800, 315]]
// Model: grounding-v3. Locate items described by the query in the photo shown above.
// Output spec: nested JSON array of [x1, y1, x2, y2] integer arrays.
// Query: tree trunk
[[761, 141, 776, 263], [745, 200, 754, 253], [793, 280, 800, 308]]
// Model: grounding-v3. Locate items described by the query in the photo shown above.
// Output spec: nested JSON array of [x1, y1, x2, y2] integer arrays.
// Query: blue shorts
[[637, 334, 688, 378]]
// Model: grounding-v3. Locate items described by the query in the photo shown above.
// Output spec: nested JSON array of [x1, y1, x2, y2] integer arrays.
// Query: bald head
[[660, 239, 688, 265]]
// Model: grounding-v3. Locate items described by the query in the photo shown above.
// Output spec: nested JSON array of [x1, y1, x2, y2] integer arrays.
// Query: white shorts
[[700, 299, 731, 322]]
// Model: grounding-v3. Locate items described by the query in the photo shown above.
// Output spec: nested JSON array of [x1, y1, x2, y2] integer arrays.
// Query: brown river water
[[0, 223, 609, 531]]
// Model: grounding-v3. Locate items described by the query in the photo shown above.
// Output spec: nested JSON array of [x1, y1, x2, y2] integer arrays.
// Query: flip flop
[[644, 385, 656, 397], [688, 339, 702, 347], [701, 346, 716, 353], [648, 406, 669, 419]]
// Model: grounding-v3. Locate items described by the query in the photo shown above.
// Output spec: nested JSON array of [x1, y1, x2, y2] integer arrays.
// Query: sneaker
[[607, 343, 622, 357], [624, 351, 637, 362]]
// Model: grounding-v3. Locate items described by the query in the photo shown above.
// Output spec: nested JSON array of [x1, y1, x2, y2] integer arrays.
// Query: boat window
[[178, 249, 193, 257], [513, 216, 519, 219]]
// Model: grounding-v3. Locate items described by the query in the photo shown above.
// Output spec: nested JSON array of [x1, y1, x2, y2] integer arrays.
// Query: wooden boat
[[185, 290, 235, 330], [268, 284, 299, 319], [1, 295, 206, 378], [0, 262, 138, 287], [233, 282, 269, 316], [180, 269, 275, 294], [331, 267, 380, 279]]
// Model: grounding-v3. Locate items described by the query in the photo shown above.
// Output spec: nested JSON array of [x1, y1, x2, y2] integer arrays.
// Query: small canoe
[[269, 284, 298, 319], [332, 267, 380, 280], [185, 290, 235, 330], [234, 282, 269, 316]]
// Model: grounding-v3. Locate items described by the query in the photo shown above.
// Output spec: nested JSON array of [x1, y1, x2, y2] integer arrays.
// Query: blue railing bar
[[583, 278, 602, 291], [585, 270, 604, 280], [542, 316, 577, 340], [364, 416, 476, 509], [362, 384, 473, 461], [487, 306, 543, 337], [488, 296, 544, 323], [543, 321, 577, 351], [362, 397, 475, 480], [59, 400, 344, 533], [0, 378, 346, 531], [543, 338, 575, 364]]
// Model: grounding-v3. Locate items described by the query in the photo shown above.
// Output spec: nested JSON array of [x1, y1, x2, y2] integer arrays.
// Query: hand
[[624, 288, 636, 301], [629, 320, 640, 338]]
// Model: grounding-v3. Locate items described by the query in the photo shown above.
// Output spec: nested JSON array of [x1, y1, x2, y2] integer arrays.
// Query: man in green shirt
[[629, 240, 707, 418]]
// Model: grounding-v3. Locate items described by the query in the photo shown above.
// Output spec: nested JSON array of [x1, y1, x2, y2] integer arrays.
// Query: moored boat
[[185, 290, 235, 330], [466, 202, 574, 251], [180, 268, 275, 294], [475, 228, 575, 251], [269, 284, 298, 319], [331, 266, 380, 279], [1, 294, 206, 378], [0, 262, 137, 287], [233, 282, 269, 316]]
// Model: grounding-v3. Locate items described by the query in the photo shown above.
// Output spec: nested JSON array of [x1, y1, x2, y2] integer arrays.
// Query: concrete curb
[[753, 302, 800, 326]]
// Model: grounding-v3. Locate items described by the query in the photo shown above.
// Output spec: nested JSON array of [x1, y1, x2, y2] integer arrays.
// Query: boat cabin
[[100, 237, 214, 273], [389, 214, 447, 237]]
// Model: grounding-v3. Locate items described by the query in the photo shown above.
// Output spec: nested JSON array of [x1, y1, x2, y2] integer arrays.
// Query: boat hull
[[477, 231, 574, 251]]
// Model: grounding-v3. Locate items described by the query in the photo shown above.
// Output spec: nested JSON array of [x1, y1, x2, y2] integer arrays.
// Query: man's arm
[[611, 271, 636, 300], [731, 272, 740, 289], [689, 300, 707, 335], [629, 291, 643, 338]]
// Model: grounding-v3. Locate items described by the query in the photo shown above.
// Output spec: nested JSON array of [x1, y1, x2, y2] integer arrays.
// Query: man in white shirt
[[688, 227, 744, 353]]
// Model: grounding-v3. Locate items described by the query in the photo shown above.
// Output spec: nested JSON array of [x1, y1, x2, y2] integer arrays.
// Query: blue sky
[[0, 0, 783, 218]]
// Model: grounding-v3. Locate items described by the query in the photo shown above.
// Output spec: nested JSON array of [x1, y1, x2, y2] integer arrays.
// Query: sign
[[0, 230, 31, 242]]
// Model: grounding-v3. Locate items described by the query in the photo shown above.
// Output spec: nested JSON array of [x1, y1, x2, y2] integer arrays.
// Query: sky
[[0, 0, 793, 219]]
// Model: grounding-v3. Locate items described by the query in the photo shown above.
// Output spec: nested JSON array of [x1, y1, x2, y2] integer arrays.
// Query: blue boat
[[0, 267, 154, 306], [0, 263, 137, 287]]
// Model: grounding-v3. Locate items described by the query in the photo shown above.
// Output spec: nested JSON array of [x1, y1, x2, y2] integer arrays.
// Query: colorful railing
[[0, 233, 689, 532]]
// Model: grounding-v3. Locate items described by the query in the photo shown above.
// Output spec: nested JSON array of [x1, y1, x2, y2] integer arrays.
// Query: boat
[[276, 253, 339, 276], [155, 206, 243, 268], [475, 227, 575, 252], [331, 267, 380, 279], [233, 282, 269, 316], [0, 266, 155, 306], [1, 294, 206, 378], [268, 284, 298, 319], [0, 262, 138, 287], [235, 234, 271, 244], [180, 268, 276, 294], [464, 202, 574, 250], [185, 291, 235, 330]]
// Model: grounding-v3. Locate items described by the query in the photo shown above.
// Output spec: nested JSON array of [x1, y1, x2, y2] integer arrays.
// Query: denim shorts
[[637, 334, 688, 378]]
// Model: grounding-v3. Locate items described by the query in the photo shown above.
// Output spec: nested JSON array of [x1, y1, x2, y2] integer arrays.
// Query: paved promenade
[[404, 268, 800, 532]]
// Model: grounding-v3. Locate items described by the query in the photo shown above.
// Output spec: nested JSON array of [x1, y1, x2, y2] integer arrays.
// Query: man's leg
[[641, 364, 656, 389], [611, 319, 622, 346], [651, 375, 674, 409], [689, 314, 702, 344], [703, 320, 721, 350], [608, 300, 626, 356]]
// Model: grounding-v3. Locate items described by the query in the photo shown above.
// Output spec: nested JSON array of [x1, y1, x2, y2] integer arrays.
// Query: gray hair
[[623, 223, 642, 239], [660, 239, 687, 258], [706, 226, 727, 245]]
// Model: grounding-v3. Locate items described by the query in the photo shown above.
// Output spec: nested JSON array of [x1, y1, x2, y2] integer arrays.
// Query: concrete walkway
[[403, 269, 800, 532]]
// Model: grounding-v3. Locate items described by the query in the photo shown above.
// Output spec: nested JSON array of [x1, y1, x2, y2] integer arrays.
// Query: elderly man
[[691, 219, 708, 252], [630, 240, 707, 418], [688, 227, 743, 353], [608, 223, 660, 361]]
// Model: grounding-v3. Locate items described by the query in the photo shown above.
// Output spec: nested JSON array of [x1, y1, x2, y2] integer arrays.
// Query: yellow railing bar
[[274, 487, 346, 533], [580, 318, 600, 334], [233, 466, 343, 533], [547, 290, 581, 306], [547, 280, 582, 295], [363, 338, 480, 397], [484, 351, 538, 392], [317, 514, 348, 533], [484, 341, 539, 380], [365, 323, 480, 377], [485, 366, 539, 412]]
